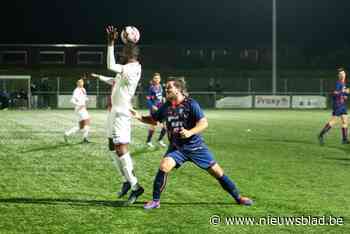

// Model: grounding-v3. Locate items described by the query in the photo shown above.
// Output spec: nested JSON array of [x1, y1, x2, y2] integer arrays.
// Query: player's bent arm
[[190, 117, 208, 135], [179, 117, 208, 139], [107, 45, 123, 73]]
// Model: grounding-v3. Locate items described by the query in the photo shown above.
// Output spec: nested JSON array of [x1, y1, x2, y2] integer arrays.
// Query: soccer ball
[[121, 26, 140, 44]]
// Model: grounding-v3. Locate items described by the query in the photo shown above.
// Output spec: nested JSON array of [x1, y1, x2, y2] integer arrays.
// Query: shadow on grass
[[0, 197, 141, 208], [0, 197, 236, 207], [324, 157, 350, 162], [21, 142, 83, 153], [131, 146, 162, 157], [261, 138, 317, 145], [261, 138, 350, 154]]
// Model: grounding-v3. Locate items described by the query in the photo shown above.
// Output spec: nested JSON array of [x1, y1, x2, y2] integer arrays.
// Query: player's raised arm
[[90, 73, 114, 86], [106, 25, 123, 73]]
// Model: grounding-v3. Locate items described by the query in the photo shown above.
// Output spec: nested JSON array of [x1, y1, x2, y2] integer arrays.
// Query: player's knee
[[208, 163, 224, 178], [159, 158, 175, 173], [115, 144, 128, 156]]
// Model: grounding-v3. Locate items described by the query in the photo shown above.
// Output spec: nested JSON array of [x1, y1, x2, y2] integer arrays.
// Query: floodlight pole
[[272, 0, 277, 95]]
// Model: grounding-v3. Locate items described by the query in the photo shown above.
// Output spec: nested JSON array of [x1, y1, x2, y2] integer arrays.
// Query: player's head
[[337, 67, 346, 82], [120, 43, 140, 64], [77, 79, 84, 88], [152, 73, 161, 85], [165, 77, 188, 101]]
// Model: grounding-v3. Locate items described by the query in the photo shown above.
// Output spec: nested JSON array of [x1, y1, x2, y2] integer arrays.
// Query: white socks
[[82, 126, 90, 139], [65, 126, 89, 140], [110, 152, 127, 182], [119, 152, 138, 190], [65, 126, 79, 136]]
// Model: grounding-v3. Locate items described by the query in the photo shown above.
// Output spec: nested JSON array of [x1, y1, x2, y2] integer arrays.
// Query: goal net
[[0, 75, 31, 109]]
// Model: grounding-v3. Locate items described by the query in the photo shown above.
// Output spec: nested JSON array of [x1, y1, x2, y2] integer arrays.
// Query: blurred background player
[[319, 67, 350, 145], [131, 77, 253, 209], [64, 78, 90, 143], [100, 25, 144, 205], [145, 72, 167, 148]]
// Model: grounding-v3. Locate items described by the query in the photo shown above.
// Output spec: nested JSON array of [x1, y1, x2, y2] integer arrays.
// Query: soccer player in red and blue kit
[[145, 73, 167, 147], [131, 77, 253, 209], [319, 67, 350, 145]]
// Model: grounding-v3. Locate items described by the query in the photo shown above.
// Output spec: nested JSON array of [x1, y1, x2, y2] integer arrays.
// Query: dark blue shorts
[[332, 107, 347, 117], [165, 146, 216, 170]]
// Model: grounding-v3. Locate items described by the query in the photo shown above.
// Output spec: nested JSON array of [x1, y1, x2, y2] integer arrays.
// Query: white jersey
[[107, 46, 142, 116], [71, 87, 88, 111]]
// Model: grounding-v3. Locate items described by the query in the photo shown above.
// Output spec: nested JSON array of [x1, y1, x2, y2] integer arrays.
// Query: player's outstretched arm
[[180, 117, 208, 138], [106, 25, 123, 73], [90, 73, 114, 86], [130, 108, 157, 125]]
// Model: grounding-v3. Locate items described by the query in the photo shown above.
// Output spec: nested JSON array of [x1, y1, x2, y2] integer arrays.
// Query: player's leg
[[115, 143, 144, 204], [157, 123, 167, 147], [144, 156, 178, 209], [146, 124, 156, 147], [106, 113, 130, 198], [319, 115, 338, 145], [207, 163, 252, 205], [340, 114, 349, 144], [189, 147, 252, 205], [64, 117, 80, 142], [81, 119, 90, 143], [79, 109, 90, 143], [107, 138, 130, 197], [113, 115, 143, 204], [65, 125, 79, 137]]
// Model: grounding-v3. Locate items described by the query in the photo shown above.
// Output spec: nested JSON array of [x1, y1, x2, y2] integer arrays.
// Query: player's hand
[[90, 73, 100, 79], [130, 108, 142, 121], [152, 106, 158, 111], [106, 25, 118, 45], [179, 128, 193, 139], [345, 88, 350, 94]]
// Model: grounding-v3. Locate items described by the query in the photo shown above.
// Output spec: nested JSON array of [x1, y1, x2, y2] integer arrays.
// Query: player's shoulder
[[124, 61, 141, 70], [186, 98, 200, 106]]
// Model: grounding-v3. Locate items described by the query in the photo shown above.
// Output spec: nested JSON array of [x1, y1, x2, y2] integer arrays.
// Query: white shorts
[[106, 111, 131, 144], [76, 108, 90, 122]]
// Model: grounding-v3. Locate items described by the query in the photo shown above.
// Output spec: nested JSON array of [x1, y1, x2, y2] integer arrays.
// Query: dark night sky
[[1, 0, 350, 48]]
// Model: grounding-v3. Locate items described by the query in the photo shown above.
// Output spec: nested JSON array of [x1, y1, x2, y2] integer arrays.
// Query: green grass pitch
[[0, 109, 349, 233]]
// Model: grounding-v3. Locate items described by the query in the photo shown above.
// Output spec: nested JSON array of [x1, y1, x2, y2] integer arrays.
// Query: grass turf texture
[[0, 110, 349, 233]]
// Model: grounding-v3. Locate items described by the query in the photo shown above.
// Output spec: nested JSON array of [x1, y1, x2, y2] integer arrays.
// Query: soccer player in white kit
[[91, 73, 130, 198], [92, 25, 144, 205], [64, 78, 90, 143]]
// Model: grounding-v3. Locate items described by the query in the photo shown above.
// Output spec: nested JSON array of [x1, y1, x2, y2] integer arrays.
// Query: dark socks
[[153, 169, 168, 201], [342, 127, 348, 141], [147, 129, 155, 143], [158, 128, 166, 141], [320, 123, 332, 137], [217, 175, 241, 203]]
